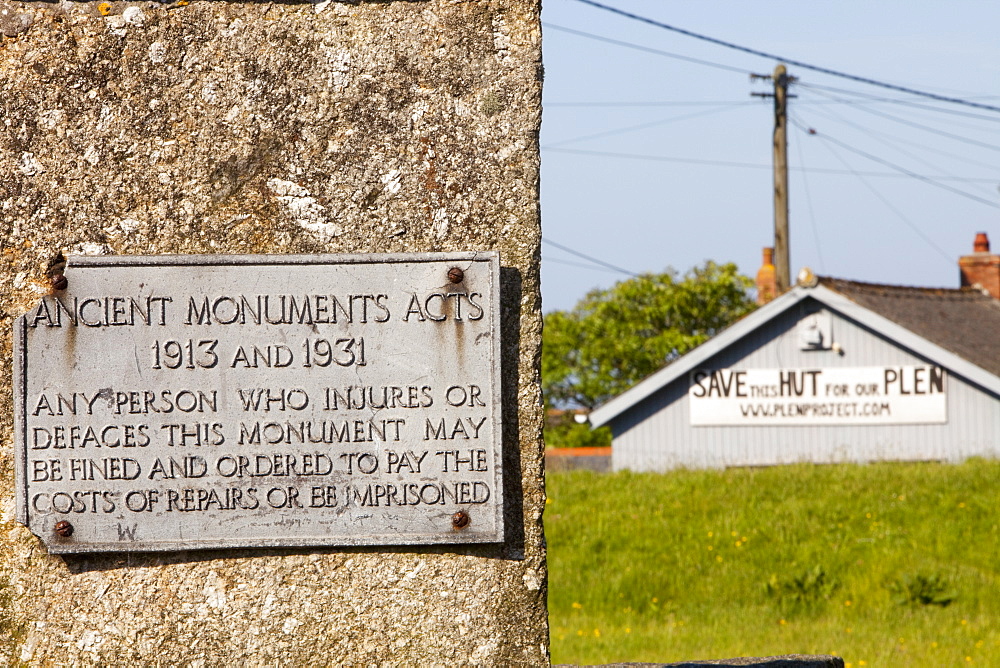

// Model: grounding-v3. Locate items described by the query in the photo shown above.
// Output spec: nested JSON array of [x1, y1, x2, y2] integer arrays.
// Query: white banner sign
[[689, 365, 947, 426]]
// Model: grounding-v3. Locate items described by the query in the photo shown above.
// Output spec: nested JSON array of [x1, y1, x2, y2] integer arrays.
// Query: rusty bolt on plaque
[[50, 274, 68, 291], [451, 510, 471, 529], [447, 267, 464, 284], [54, 520, 73, 537]]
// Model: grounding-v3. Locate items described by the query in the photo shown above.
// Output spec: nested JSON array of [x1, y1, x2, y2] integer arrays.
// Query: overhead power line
[[793, 96, 1000, 177], [572, 0, 1000, 114], [546, 96, 956, 108], [797, 85, 1000, 153], [542, 238, 639, 277], [544, 256, 632, 274], [545, 104, 748, 148], [789, 118, 1000, 209], [794, 122, 955, 265], [543, 146, 778, 171], [546, 100, 750, 107], [542, 147, 997, 183], [795, 83, 1000, 123], [543, 22, 751, 75], [792, 122, 826, 272]]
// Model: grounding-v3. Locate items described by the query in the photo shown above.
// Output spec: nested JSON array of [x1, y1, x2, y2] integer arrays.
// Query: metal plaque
[[14, 253, 504, 553]]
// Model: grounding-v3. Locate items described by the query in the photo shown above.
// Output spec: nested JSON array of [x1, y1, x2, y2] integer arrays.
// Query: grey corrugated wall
[[611, 300, 1000, 471]]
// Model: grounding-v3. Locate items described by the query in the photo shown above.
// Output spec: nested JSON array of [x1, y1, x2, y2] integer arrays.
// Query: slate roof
[[821, 277, 1000, 377]]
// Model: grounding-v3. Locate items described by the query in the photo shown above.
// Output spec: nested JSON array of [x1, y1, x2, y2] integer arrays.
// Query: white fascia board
[[590, 284, 1000, 428], [590, 287, 809, 427]]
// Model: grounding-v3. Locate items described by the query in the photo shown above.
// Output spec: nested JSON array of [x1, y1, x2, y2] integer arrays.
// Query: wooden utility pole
[[772, 64, 791, 292], [752, 64, 796, 293]]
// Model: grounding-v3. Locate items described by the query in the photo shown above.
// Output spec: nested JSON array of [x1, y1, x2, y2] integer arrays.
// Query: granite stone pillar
[[0, 0, 546, 663]]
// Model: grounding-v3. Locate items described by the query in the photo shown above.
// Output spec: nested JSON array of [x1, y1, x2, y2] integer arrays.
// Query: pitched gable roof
[[590, 280, 1000, 428], [819, 278, 1000, 377]]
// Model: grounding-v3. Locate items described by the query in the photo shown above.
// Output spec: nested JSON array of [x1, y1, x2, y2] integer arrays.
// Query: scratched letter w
[[117, 523, 138, 541]]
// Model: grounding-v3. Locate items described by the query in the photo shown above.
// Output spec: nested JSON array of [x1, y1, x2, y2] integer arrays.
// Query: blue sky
[[540, 0, 1000, 312]]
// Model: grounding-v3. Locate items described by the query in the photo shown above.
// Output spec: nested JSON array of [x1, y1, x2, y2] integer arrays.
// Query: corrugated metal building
[[589, 236, 1000, 471]]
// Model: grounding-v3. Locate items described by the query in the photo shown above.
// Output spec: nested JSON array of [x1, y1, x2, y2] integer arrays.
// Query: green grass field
[[546, 461, 1000, 667]]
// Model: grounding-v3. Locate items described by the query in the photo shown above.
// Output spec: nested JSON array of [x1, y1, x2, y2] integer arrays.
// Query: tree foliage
[[542, 261, 756, 411]]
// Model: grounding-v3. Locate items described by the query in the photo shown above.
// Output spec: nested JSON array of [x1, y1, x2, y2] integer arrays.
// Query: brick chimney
[[959, 232, 1000, 299], [756, 247, 777, 305]]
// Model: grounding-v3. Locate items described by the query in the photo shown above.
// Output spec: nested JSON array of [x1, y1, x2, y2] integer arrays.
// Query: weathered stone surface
[[0, 0, 545, 663]]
